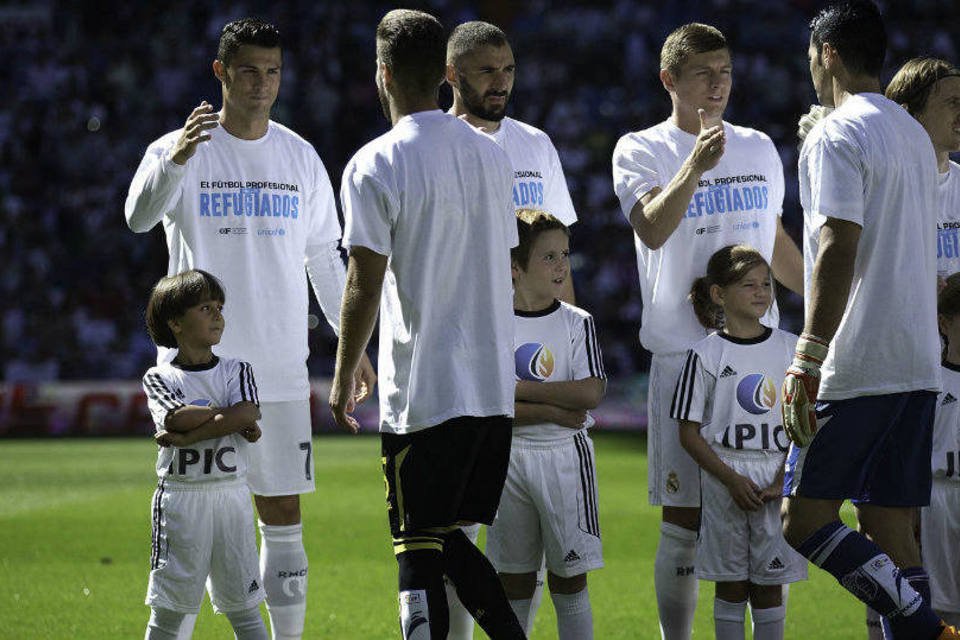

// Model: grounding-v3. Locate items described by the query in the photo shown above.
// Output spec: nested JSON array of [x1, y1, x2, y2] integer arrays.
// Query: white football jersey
[[612, 120, 784, 354], [126, 121, 343, 402], [143, 356, 259, 484], [800, 93, 941, 399], [933, 363, 960, 481], [513, 300, 606, 442], [670, 328, 797, 453], [342, 110, 518, 434], [489, 117, 578, 225], [936, 161, 960, 278]]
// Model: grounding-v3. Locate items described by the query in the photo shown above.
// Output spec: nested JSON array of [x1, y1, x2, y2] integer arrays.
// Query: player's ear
[[167, 317, 182, 336], [445, 62, 458, 87], [709, 283, 724, 306], [659, 68, 675, 92], [213, 59, 225, 83], [820, 43, 838, 73]]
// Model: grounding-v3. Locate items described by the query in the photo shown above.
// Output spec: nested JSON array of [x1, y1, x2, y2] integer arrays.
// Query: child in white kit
[[141, 269, 267, 639], [485, 209, 607, 639], [925, 273, 960, 628], [670, 245, 806, 640]]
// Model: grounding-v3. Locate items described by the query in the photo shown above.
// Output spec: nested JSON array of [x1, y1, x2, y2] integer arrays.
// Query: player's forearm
[[630, 163, 700, 250], [514, 402, 585, 429], [334, 250, 386, 382], [125, 151, 185, 233], [305, 241, 347, 336], [171, 414, 257, 446], [678, 420, 736, 485], [804, 219, 861, 341], [772, 221, 805, 295], [515, 378, 605, 410], [164, 405, 216, 432]]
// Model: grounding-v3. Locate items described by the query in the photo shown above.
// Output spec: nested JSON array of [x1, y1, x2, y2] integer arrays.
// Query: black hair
[[145, 270, 226, 348], [810, 0, 885, 78], [217, 18, 281, 67], [376, 9, 446, 96]]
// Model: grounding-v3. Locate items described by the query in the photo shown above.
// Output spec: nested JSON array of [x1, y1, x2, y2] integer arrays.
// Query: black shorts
[[381, 415, 512, 538]]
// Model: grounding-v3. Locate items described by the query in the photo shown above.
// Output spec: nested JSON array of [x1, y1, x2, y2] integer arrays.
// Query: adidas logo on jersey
[[248, 580, 259, 593], [943, 393, 957, 406], [564, 549, 581, 563], [720, 365, 738, 378], [767, 557, 785, 571]]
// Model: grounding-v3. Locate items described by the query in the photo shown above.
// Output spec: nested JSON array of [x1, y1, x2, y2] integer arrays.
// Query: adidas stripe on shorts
[[486, 430, 603, 578], [697, 448, 806, 585]]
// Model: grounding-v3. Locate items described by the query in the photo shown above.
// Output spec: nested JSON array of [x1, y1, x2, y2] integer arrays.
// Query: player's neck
[[671, 108, 720, 136], [389, 94, 440, 126], [513, 288, 556, 314], [832, 76, 882, 109], [173, 344, 216, 366], [219, 108, 270, 140], [450, 101, 502, 133], [937, 151, 951, 174], [721, 315, 765, 340], [946, 347, 960, 366]]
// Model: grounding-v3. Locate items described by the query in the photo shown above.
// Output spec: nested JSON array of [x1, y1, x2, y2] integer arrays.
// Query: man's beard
[[459, 74, 509, 122]]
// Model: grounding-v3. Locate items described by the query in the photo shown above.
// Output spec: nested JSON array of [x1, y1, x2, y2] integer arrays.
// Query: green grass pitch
[[1, 432, 869, 638]]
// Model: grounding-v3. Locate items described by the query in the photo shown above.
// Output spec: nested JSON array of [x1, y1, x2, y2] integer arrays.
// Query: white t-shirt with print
[[341, 110, 518, 435], [936, 161, 960, 278], [799, 93, 941, 399], [612, 120, 784, 355], [671, 328, 797, 453], [513, 300, 606, 443], [125, 122, 342, 401], [143, 356, 259, 485], [490, 117, 578, 225]]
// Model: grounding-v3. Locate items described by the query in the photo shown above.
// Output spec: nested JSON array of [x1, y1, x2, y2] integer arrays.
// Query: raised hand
[[171, 101, 220, 165], [689, 107, 725, 173]]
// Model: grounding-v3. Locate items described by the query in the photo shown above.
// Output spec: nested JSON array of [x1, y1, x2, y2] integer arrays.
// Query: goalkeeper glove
[[781, 333, 829, 446], [797, 105, 834, 143]]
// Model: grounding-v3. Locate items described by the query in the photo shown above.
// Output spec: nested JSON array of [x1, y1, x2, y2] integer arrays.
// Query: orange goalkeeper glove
[[781, 333, 829, 446]]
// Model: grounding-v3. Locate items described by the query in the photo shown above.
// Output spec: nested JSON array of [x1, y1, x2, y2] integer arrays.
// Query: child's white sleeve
[[670, 349, 711, 423], [142, 368, 184, 430], [226, 360, 259, 407], [570, 313, 606, 380]]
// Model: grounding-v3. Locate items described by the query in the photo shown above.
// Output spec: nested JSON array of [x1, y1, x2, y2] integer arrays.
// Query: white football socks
[[259, 522, 308, 640], [445, 576, 474, 640], [713, 598, 747, 640], [226, 606, 269, 640], [527, 565, 546, 632], [655, 522, 698, 639], [508, 598, 533, 637], [751, 604, 785, 640], [551, 589, 593, 640], [145, 607, 186, 640]]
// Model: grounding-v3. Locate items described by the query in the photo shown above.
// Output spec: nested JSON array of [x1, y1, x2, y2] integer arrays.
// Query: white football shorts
[[921, 478, 960, 614], [246, 399, 315, 496], [649, 351, 701, 507], [486, 431, 603, 578], [697, 448, 806, 585], [146, 479, 263, 613]]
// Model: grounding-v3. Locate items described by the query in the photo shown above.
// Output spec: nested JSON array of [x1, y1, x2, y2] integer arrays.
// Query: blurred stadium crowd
[[1, 0, 957, 383]]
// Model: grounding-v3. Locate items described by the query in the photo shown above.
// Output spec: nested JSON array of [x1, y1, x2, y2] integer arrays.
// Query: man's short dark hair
[[447, 21, 509, 66], [218, 18, 281, 67], [810, 0, 886, 78], [886, 57, 960, 118], [376, 9, 446, 96], [145, 270, 226, 348]]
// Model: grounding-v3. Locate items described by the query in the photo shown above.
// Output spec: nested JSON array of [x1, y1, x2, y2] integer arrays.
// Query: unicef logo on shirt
[[735, 373, 777, 415], [515, 342, 555, 381]]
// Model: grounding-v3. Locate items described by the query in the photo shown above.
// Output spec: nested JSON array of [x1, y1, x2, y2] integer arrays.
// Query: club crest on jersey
[[515, 342, 555, 381], [736, 373, 777, 415]]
